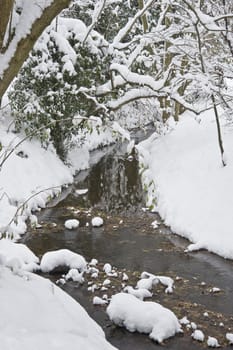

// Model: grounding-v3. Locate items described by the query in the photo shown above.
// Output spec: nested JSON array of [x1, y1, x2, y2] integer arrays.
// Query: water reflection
[[59, 143, 144, 213]]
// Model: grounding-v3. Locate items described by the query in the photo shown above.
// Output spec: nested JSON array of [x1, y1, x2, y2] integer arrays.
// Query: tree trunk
[[138, 0, 149, 33], [0, 0, 13, 52], [0, 0, 71, 99]]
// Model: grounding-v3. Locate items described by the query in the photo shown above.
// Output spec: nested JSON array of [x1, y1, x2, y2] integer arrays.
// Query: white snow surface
[[0, 238, 39, 272], [107, 293, 182, 343], [138, 110, 233, 259], [40, 249, 87, 273], [0, 266, 116, 350]]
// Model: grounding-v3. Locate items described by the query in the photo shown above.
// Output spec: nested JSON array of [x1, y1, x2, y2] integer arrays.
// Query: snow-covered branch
[[82, 0, 107, 44], [111, 0, 156, 49], [0, 0, 71, 98], [107, 87, 165, 111]]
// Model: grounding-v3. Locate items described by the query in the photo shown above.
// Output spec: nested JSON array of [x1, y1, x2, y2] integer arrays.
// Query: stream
[[21, 127, 233, 349]]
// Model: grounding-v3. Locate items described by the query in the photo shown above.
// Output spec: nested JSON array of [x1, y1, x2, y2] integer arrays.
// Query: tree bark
[[0, 0, 71, 99], [138, 0, 149, 33], [0, 0, 13, 52]]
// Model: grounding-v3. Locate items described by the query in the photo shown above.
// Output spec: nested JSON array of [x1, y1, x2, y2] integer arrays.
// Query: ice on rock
[[40, 249, 87, 273], [64, 219, 80, 229], [192, 330, 205, 342], [124, 286, 152, 300], [207, 336, 220, 347], [92, 217, 104, 227], [226, 333, 233, 344], [107, 293, 182, 343], [93, 296, 108, 305], [65, 268, 84, 283]]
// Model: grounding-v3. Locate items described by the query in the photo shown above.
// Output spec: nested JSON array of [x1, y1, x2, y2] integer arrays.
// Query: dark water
[[22, 130, 233, 349]]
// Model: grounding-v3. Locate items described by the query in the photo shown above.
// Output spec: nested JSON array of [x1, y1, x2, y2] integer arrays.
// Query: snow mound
[[92, 217, 104, 227], [107, 293, 182, 343], [0, 267, 116, 350], [40, 249, 87, 273], [64, 219, 80, 229], [0, 238, 39, 272]]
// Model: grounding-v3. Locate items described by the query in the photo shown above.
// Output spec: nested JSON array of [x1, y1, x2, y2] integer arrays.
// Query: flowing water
[[21, 128, 233, 349]]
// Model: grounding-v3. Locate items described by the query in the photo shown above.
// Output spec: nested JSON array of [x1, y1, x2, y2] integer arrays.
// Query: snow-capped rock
[[103, 263, 112, 274], [192, 330, 205, 342], [226, 333, 233, 344], [207, 336, 220, 347], [40, 249, 87, 273], [65, 268, 84, 283], [93, 296, 108, 305], [64, 219, 80, 229], [91, 217, 104, 227], [107, 293, 182, 343]]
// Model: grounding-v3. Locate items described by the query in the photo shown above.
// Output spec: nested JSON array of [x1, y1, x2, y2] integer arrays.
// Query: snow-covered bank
[[0, 118, 117, 238], [138, 111, 233, 259], [0, 266, 116, 350]]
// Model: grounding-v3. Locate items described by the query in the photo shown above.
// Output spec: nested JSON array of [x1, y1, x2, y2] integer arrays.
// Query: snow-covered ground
[[0, 266, 116, 350], [138, 110, 233, 259]]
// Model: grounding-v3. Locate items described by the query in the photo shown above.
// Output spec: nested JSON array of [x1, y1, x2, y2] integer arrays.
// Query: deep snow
[[0, 266, 116, 350], [138, 110, 233, 259]]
